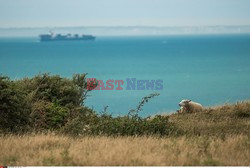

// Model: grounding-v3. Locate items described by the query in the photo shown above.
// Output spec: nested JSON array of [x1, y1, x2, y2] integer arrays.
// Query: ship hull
[[40, 34, 96, 42]]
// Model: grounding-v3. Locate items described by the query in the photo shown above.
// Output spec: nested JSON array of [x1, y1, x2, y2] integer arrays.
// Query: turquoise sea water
[[1, 35, 250, 116]]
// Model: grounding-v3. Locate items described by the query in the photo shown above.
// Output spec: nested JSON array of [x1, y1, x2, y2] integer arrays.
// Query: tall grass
[[1, 101, 250, 166], [0, 134, 249, 166], [170, 101, 250, 136]]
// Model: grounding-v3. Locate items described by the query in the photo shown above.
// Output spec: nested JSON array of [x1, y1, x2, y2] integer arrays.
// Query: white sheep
[[178, 99, 203, 113]]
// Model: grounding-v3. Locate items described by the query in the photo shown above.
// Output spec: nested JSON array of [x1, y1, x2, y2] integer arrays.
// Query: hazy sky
[[0, 0, 250, 27]]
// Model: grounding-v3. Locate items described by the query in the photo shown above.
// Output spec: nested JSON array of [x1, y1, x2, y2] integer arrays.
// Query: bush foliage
[[0, 76, 31, 132], [0, 74, 178, 136]]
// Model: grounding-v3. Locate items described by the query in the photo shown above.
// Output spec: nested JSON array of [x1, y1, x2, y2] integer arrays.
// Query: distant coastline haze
[[0, 0, 250, 28]]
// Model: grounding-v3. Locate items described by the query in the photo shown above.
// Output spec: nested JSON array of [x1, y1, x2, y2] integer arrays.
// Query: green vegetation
[[1, 73, 250, 166], [0, 73, 95, 133], [0, 73, 178, 136], [1, 73, 250, 137], [0, 76, 31, 132]]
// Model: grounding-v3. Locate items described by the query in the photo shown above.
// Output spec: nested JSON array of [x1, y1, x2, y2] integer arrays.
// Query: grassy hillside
[[169, 101, 250, 136], [1, 101, 250, 166], [1, 74, 250, 165]]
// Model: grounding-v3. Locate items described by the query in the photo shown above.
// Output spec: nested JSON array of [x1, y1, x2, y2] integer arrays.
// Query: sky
[[0, 0, 250, 28]]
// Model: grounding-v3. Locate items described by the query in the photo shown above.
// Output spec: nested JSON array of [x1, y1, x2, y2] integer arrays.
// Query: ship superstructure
[[40, 32, 95, 41]]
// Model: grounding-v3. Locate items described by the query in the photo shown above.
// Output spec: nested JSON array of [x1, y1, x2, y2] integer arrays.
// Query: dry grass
[[1, 101, 250, 166], [169, 101, 250, 136], [0, 134, 250, 166]]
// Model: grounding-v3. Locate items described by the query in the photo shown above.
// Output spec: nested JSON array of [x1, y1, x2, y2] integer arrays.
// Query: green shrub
[[0, 74, 181, 137], [16, 73, 89, 107], [61, 107, 97, 136], [31, 101, 69, 130], [63, 109, 181, 137], [0, 76, 31, 133], [0, 73, 93, 133], [30, 100, 48, 130], [46, 103, 69, 129]]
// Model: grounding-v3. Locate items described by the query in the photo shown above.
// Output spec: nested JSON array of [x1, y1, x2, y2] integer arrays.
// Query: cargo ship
[[39, 32, 96, 42]]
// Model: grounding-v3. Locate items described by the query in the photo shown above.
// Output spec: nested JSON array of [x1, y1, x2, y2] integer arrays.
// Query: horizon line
[[1, 25, 250, 29]]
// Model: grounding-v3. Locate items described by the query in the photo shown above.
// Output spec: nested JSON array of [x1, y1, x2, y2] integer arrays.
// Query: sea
[[1, 34, 250, 116]]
